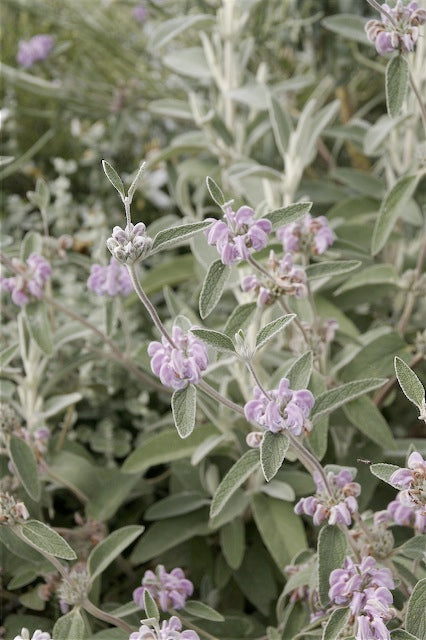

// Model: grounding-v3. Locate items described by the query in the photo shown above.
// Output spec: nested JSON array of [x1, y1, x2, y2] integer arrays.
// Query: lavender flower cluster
[[0, 253, 51, 306], [133, 565, 193, 612], [129, 617, 199, 640], [17, 35, 53, 68], [87, 258, 133, 297], [244, 377, 314, 439], [107, 222, 152, 265], [329, 556, 395, 640], [241, 251, 307, 307], [295, 468, 361, 526], [148, 325, 209, 390], [365, 1, 426, 55], [277, 214, 335, 256]]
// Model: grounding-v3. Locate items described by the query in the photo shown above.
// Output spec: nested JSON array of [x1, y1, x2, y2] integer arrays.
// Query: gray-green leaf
[[264, 202, 312, 231], [370, 463, 401, 488], [311, 378, 386, 422], [210, 450, 260, 518], [343, 396, 395, 449], [206, 176, 226, 207], [406, 578, 426, 639], [220, 519, 245, 570], [268, 94, 292, 156], [152, 221, 212, 253], [102, 160, 125, 200], [306, 260, 361, 281], [322, 607, 350, 640], [21, 520, 76, 560], [318, 525, 347, 608], [199, 259, 231, 319], [9, 436, 41, 501], [386, 56, 408, 118], [190, 328, 236, 353], [24, 301, 53, 356], [53, 608, 86, 640], [394, 356, 425, 411], [144, 588, 160, 621], [88, 525, 144, 582], [224, 302, 257, 337], [286, 351, 313, 389], [260, 432, 289, 482], [171, 384, 197, 439], [255, 314, 295, 351], [184, 600, 225, 622]]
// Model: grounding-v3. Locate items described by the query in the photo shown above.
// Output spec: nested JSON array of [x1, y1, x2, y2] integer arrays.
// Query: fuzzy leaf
[[334, 264, 397, 295], [370, 463, 401, 488], [24, 301, 53, 356], [88, 525, 144, 582], [406, 578, 426, 639], [390, 631, 419, 640], [394, 356, 425, 410], [386, 56, 408, 118], [220, 520, 245, 570], [343, 396, 395, 449], [0, 342, 19, 367], [171, 384, 197, 439], [53, 608, 86, 640], [306, 260, 361, 281], [145, 492, 210, 520], [260, 432, 290, 482], [35, 177, 50, 210], [318, 526, 347, 608], [184, 600, 225, 622], [144, 589, 160, 621], [199, 259, 231, 319], [224, 302, 257, 337], [102, 160, 125, 199], [268, 94, 292, 156], [286, 351, 314, 389], [152, 221, 212, 252], [128, 161, 146, 200], [322, 607, 350, 640], [264, 202, 312, 231], [191, 328, 236, 353], [210, 450, 260, 518], [21, 231, 43, 261], [206, 176, 226, 207], [42, 392, 82, 418], [322, 14, 368, 44], [21, 520, 76, 560], [311, 378, 386, 422], [255, 314, 295, 351], [9, 436, 41, 501]]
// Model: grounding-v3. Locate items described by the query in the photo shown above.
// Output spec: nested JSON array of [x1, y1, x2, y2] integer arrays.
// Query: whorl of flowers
[[17, 35, 53, 68], [87, 257, 133, 297], [148, 325, 209, 390], [106, 222, 152, 265], [13, 629, 51, 640], [374, 491, 426, 533], [329, 556, 395, 640], [241, 251, 307, 307], [0, 491, 29, 525], [390, 451, 426, 497], [205, 205, 272, 266], [295, 468, 361, 526], [244, 377, 314, 439], [276, 213, 335, 256], [0, 253, 52, 306], [57, 565, 90, 607], [129, 616, 199, 640], [133, 565, 193, 611], [365, 1, 426, 55]]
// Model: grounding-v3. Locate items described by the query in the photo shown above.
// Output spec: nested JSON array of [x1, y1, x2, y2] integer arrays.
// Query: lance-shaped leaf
[[255, 314, 295, 351], [171, 384, 197, 439], [406, 578, 426, 639], [386, 55, 408, 118], [53, 608, 86, 640], [334, 264, 397, 295], [102, 160, 125, 199], [152, 221, 212, 253], [343, 396, 395, 449], [286, 351, 313, 389], [21, 520, 76, 560], [206, 176, 226, 207], [128, 161, 146, 200], [24, 301, 53, 356], [322, 607, 350, 640], [21, 231, 43, 261], [145, 491, 210, 520], [41, 392, 82, 419], [394, 356, 425, 411], [260, 432, 289, 482], [224, 302, 257, 337], [191, 328, 236, 353], [370, 463, 401, 488], [390, 631, 419, 640], [9, 436, 41, 501], [144, 589, 160, 622], [220, 519, 245, 570], [264, 202, 312, 231], [199, 259, 231, 319], [268, 94, 292, 156], [0, 342, 19, 367], [88, 525, 144, 582], [184, 600, 225, 622], [311, 378, 386, 422], [210, 450, 260, 518], [305, 260, 361, 281], [318, 525, 347, 608]]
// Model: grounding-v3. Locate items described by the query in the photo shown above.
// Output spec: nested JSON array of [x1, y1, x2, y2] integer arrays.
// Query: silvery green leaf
[[306, 260, 361, 281], [343, 396, 395, 449], [255, 314, 295, 351], [322, 606, 351, 640], [171, 384, 197, 439], [163, 47, 211, 79], [224, 302, 257, 337], [386, 56, 408, 118], [24, 301, 53, 356], [321, 14, 368, 44], [318, 525, 347, 608], [149, 14, 215, 48], [128, 161, 146, 200], [190, 328, 235, 353], [370, 463, 401, 488], [152, 221, 212, 253], [264, 202, 312, 231], [206, 176, 226, 207], [20, 231, 43, 261], [371, 175, 419, 256], [0, 342, 19, 367], [21, 520, 76, 560], [260, 479, 295, 501], [311, 378, 387, 422], [210, 450, 260, 518], [390, 631, 420, 640], [88, 525, 144, 582], [9, 436, 41, 501], [42, 392, 82, 418], [53, 608, 86, 640], [145, 491, 210, 520], [184, 600, 225, 622], [260, 432, 289, 482], [144, 589, 160, 622], [394, 357, 425, 411], [102, 160, 125, 200], [199, 259, 231, 319], [406, 578, 426, 639], [334, 263, 397, 296], [397, 535, 426, 560], [268, 94, 292, 156], [220, 520, 245, 570], [286, 351, 313, 389], [35, 177, 50, 210]]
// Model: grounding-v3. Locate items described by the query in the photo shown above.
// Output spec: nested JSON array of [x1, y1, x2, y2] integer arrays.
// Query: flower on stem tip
[[87, 257, 133, 297], [241, 251, 307, 307], [13, 630, 51, 640], [365, 1, 426, 55], [206, 204, 271, 265], [277, 213, 335, 256], [106, 222, 152, 265], [0, 253, 51, 306], [133, 565, 193, 612], [129, 616, 199, 640], [17, 35, 53, 68]]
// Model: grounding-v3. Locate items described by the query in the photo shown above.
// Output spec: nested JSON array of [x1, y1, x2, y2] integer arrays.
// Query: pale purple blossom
[[375, 491, 426, 533], [134, 4, 149, 21], [0, 253, 51, 306], [133, 565, 193, 612], [87, 258, 133, 297], [244, 377, 314, 438], [129, 616, 199, 640], [365, 1, 426, 55], [277, 214, 335, 256], [107, 222, 152, 265], [241, 251, 307, 307], [294, 468, 361, 526], [206, 205, 271, 265], [17, 35, 53, 68], [148, 326, 208, 390], [13, 629, 51, 640], [390, 451, 426, 488]]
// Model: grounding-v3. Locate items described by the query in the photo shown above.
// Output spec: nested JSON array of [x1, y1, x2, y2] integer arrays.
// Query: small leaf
[[102, 160, 125, 199], [370, 463, 401, 488], [386, 56, 408, 118], [171, 384, 197, 439], [260, 432, 289, 482], [394, 356, 425, 411], [206, 176, 226, 207], [53, 608, 86, 640], [190, 328, 236, 353], [41, 392, 82, 418], [152, 221, 212, 252], [334, 264, 397, 295], [128, 161, 146, 200], [224, 302, 257, 337], [35, 177, 50, 210], [255, 314, 295, 351], [318, 525, 347, 608], [220, 520, 245, 570], [268, 94, 292, 156], [322, 607, 350, 640], [390, 631, 419, 640], [21, 520, 76, 560], [0, 342, 19, 367], [264, 202, 312, 231], [24, 301, 53, 356], [88, 525, 144, 582], [9, 436, 41, 501], [397, 535, 426, 560], [144, 589, 160, 621], [286, 351, 313, 389], [199, 259, 231, 319], [311, 378, 386, 422], [20, 231, 43, 261], [406, 578, 426, 639], [184, 600, 225, 622], [145, 492, 210, 520], [210, 450, 260, 518], [306, 260, 361, 281], [322, 14, 368, 44]]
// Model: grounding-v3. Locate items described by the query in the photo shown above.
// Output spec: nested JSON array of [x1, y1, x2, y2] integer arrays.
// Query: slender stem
[[287, 431, 332, 497], [83, 598, 134, 633], [339, 523, 361, 562], [170, 610, 219, 640], [408, 67, 426, 138], [198, 379, 245, 416], [245, 360, 271, 399], [124, 197, 132, 228], [366, 0, 398, 26], [247, 254, 271, 279], [278, 297, 310, 346], [397, 236, 426, 334]]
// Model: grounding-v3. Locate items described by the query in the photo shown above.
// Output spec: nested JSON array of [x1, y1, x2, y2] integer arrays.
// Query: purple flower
[[17, 35, 53, 68], [244, 377, 314, 438], [241, 251, 307, 307], [133, 4, 149, 21], [106, 222, 152, 265], [129, 616, 199, 640], [206, 205, 271, 265], [365, 1, 426, 55], [133, 565, 193, 612], [87, 258, 133, 297], [356, 614, 391, 640], [1, 253, 52, 306], [148, 326, 208, 390], [277, 214, 335, 256], [383, 491, 426, 533], [294, 468, 361, 527]]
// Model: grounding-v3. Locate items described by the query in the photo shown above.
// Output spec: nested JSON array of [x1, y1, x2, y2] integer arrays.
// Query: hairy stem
[[83, 598, 134, 633]]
